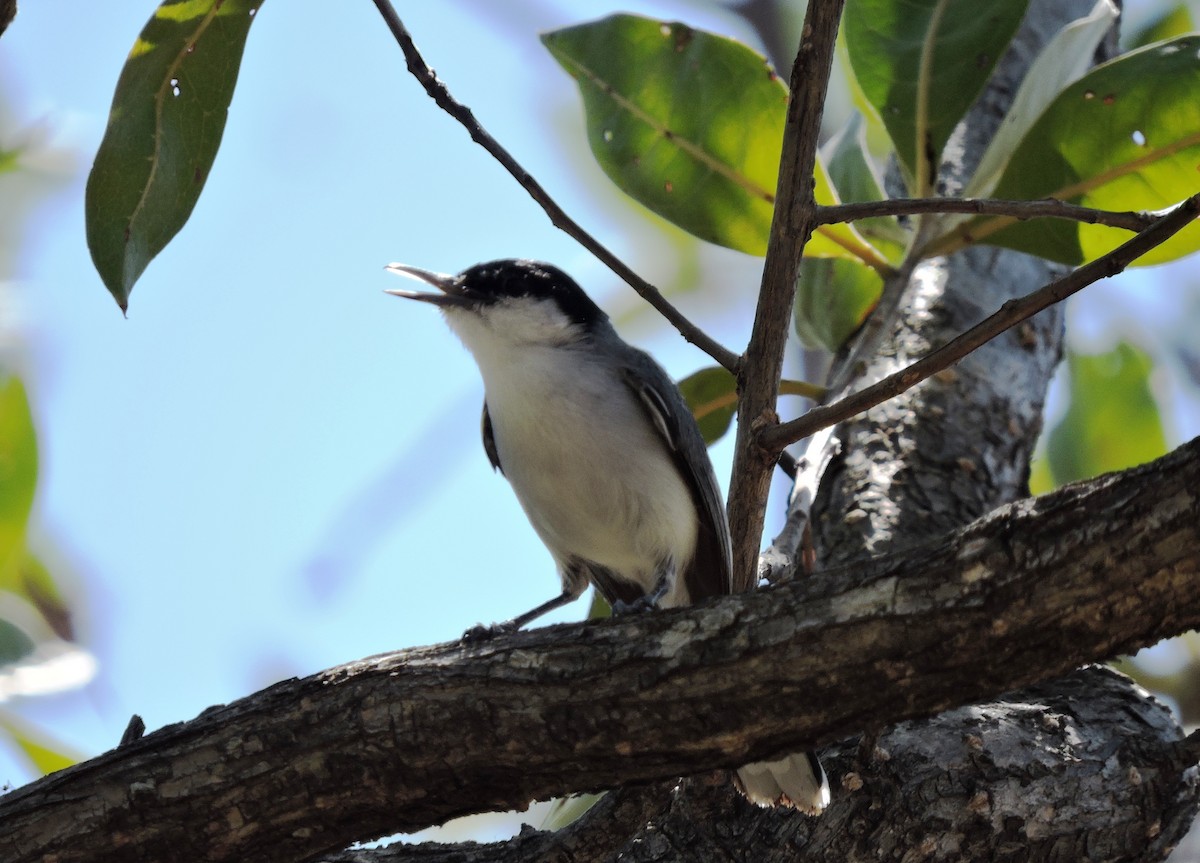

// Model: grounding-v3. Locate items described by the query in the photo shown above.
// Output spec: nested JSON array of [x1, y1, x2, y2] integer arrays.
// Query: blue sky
[[1, 0, 1197, 838], [0, 0, 784, 793]]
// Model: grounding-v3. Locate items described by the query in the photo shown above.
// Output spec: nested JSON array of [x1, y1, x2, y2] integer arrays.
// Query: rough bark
[[2, 437, 1198, 863], [347, 667, 1197, 863]]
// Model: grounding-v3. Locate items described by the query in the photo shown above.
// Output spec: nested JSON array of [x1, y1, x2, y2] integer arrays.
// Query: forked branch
[[761, 192, 1200, 452]]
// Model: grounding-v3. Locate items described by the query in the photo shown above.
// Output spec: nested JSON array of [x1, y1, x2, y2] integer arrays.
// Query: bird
[[386, 257, 829, 815]]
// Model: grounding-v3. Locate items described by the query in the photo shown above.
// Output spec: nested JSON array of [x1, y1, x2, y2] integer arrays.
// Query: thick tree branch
[[818, 196, 1158, 232], [369, 0, 739, 372], [728, 0, 845, 590], [4, 437, 1199, 863], [321, 667, 1198, 863], [761, 192, 1200, 451]]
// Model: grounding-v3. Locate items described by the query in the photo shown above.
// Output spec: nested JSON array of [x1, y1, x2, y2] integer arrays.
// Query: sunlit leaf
[[955, 36, 1200, 265], [965, 0, 1120, 199], [1045, 343, 1168, 486], [542, 14, 887, 269], [541, 792, 605, 831], [794, 257, 882, 350], [85, 0, 266, 311], [0, 375, 37, 573], [843, 0, 1029, 194], [677, 366, 737, 444], [1125, 4, 1194, 50], [1027, 452, 1054, 496], [0, 714, 80, 776]]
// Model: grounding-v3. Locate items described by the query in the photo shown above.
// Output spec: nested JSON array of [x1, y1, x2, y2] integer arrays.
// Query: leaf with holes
[[542, 14, 887, 269], [965, 0, 1119, 199], [86, 0, 265, 311], [843, 0, 1029, 195], [959, 36, 1200, 265]]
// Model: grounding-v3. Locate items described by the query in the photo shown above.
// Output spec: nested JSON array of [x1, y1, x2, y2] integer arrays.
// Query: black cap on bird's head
[[385, 258, 608, 329]]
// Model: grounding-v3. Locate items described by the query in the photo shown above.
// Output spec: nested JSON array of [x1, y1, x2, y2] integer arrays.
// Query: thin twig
[[760, 193, 1200, 451], [726, 0, 846, 591], [818, 197, 1158, 233], [371, 0, 740, 373]]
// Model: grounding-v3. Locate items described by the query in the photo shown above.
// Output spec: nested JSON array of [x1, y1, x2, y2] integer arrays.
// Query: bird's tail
[[735, 751, 830, 815]]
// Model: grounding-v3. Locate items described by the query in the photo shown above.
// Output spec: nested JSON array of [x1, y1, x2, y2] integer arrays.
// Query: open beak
[[384, 263, 472, 308]]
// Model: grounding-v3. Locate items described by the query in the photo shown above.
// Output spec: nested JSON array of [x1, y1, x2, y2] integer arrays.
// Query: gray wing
[[618, 349, 734, 601], [481, 402, 503, 474]]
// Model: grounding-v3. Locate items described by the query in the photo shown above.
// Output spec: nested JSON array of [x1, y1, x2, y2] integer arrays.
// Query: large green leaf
[[0, 376, 36, 574], [843, 0, 1029, 194], [542, 15, 887, 268], [964, 36, 1200, 265], [965, 0, 1119, 199], [1045, 343, 1168, 486], [794, 257, 882, 351], [86, 0, 265, 311]]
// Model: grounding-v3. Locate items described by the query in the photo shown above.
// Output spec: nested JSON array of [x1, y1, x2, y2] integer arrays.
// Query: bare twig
[[760, 193, 1200, 451], [370, 1, 739, 372], [726, 0, 847, 591], [818, 197, 1158, 233]]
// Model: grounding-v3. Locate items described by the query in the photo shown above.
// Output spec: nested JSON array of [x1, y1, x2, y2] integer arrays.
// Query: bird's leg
[[461, 589, 580, 643], [611, 559, 675, 615]]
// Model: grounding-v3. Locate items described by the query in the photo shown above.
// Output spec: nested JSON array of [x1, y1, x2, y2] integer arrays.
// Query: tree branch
[[318, 666, 1199, 862], [727, 0, 845, 590], [369, 0, 739, 372], [817, 196, 1158, 233], [761, 192, 1200, 452], [4, 437, 1199, 863]]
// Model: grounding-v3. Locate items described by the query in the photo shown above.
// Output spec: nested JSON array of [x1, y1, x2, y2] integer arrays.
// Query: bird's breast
[[480, 347, 697, 596]]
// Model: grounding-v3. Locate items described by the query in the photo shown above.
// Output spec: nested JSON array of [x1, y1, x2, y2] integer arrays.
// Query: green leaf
[[1045, 343, 1168, 487], [541, 15, 888, 269], [0, 376, 37, 574], [843, 0, 1029, 194], [794, 257, 882, 350], [965, 0, 1120, 198], [966, 36, 1200, 266], [0, 551, 74, 641], [85, 0, 266, 311], [0, 618, 35, 666], [1125, 4, 1194, 51], [0, 146, 21, 176], [822, 113, 908, 263], [0, 714, 79, 776], [677, 366, 737, 444]]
